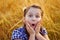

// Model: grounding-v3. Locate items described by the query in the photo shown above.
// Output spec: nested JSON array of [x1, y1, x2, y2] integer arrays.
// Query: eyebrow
[[28, 12, 33, 14]]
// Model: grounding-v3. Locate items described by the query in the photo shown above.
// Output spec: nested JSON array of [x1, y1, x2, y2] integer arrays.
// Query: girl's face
[[24, 7, 42, 29]]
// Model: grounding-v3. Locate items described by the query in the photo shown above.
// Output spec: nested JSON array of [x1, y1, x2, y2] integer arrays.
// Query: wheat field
[[0, 0, 60, 40]]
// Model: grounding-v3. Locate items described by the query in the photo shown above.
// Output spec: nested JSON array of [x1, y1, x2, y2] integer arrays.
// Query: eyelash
[[36, 15, 40, 18], [29, 15, 33, 17], [28, 15, 40, 18]]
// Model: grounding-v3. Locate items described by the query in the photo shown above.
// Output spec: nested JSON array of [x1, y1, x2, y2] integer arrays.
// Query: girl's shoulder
[[11, 26, 28, 40], [40, 26, 48, 35], [13, 26, 26, 33]]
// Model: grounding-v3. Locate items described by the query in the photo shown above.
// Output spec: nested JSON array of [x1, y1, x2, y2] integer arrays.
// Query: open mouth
[[32, 24, 35, 26], [31, 24, 36, 29], [31, 24, 36, 27]]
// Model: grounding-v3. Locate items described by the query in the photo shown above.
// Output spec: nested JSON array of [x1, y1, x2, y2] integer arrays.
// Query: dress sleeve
[[11, 29, 23, 40], [40, 27, 48, 35]]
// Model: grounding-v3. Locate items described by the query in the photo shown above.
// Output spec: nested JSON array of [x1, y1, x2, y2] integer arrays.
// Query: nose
[[32, 16, 36, 21]]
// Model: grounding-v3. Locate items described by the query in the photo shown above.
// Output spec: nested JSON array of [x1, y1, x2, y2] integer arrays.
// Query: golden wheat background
[[0, 0, 60, 40]]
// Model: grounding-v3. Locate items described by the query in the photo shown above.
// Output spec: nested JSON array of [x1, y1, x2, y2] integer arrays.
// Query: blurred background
[[0, 0, 60, 40]]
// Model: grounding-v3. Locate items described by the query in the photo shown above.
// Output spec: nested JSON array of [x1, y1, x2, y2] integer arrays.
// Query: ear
[[38, 18, 42, 25], [40, 18, 43, 25], [22, 17, 26, 23]]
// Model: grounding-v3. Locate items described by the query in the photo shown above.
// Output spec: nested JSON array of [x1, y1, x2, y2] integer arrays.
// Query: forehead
[[27, 7, 42, 15]]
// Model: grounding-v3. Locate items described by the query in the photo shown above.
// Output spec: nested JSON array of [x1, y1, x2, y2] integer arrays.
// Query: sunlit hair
[[24, 5, 43, 17]]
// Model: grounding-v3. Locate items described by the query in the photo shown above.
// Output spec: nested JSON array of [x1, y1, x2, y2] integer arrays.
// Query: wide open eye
[[36, 15, 40, 18], [29, 15, 33, 17]]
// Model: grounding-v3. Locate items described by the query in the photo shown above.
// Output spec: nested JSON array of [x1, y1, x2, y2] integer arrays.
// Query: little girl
[[11, 5, 50, 40]]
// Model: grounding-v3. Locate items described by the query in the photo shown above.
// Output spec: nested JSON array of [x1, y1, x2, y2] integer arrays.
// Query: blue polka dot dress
[[11, 26, 47, 40]]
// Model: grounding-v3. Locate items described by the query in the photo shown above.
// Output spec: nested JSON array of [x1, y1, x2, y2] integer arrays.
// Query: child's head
[[23, 5, 43, 29]]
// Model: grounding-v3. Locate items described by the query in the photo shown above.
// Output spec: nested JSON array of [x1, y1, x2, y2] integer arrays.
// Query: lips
[[31, 23, 36, 29], [32, 24, 35, 26]]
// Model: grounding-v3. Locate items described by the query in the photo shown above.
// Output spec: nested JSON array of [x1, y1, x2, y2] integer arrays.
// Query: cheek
[[25, 15, 32, 21], [25, 17, 30, 22], [37, 18, 41, 22]]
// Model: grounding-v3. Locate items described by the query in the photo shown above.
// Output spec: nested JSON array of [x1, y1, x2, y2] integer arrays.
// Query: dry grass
[[0, 0, 60, 40]]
